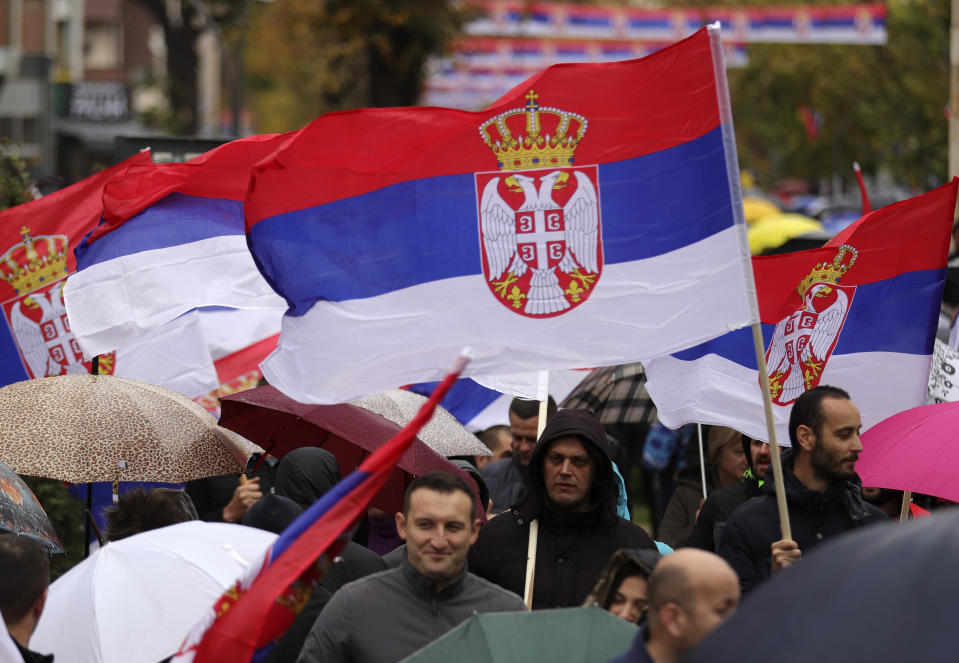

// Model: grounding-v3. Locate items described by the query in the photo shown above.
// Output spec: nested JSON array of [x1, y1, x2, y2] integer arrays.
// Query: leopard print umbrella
[[0, 374, 261, 484]]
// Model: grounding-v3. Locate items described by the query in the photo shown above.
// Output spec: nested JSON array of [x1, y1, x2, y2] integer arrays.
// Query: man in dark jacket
[[481, 396, 557, 513], [297, 472, 525, 663], [685, 434, 770, 552], [469, 408, 657, 610], [717, 386, 887, 594]]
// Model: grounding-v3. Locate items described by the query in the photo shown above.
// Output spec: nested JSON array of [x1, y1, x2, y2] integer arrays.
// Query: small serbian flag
[[171, 355, 469, 663], [646, 179, 959, 444], [245, 26, 758, 405]]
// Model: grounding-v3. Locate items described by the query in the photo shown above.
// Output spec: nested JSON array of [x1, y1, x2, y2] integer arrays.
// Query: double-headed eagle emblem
[[477, 90, 601, 317], [765, 244, 858, 405]]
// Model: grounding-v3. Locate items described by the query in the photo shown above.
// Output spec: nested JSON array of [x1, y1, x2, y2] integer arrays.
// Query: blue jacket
[[607, 625, 655, 663]]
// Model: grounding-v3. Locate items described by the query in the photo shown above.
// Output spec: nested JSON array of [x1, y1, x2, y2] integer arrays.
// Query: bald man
[[608, 549, 740, 663]]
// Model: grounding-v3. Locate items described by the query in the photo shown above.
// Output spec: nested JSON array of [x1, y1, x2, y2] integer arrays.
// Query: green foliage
[[21, 477, 87, 580], [0, 139, 34, 211], [725, 0, 950, 190], [245, 0, 469, 132]]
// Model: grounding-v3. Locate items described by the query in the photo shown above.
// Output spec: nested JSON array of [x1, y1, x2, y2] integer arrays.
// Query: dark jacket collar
[[764, 450, 871, 522], [399, 550, 469, 600]]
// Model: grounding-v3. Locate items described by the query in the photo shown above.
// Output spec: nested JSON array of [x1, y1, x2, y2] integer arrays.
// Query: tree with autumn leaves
[[243, 0, 468, 133]]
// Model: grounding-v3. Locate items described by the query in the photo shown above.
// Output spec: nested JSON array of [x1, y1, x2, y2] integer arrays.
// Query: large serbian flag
[[0, 152, 150, 385], [646, 180, 959, 444], [63, 133, 290, 359], [171, 355, 468, 663], [245, 26, 757, 405]]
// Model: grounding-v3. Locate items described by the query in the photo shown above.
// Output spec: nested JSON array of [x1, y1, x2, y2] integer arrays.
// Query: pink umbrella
[[857, 400, 959, 502]]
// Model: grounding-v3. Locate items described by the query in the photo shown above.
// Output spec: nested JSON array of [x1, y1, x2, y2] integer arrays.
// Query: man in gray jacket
[[297, 472, 526, 663]]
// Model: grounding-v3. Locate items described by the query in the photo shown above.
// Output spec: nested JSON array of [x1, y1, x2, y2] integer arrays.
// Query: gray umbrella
[[353, 389, 492, 458]]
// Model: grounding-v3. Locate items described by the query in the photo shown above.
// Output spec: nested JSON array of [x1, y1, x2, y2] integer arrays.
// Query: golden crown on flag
[[796, 244, 858, 298], [0, 226, 69, 295], [479, 90, 587, 171]]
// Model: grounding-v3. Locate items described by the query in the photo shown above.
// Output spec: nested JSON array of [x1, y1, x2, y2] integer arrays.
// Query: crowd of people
[[0, 383, 941, 663]]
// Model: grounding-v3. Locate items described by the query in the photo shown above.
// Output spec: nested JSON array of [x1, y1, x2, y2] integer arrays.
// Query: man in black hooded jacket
[[717, 385, 887, 594], [468, 408, 656, 610]]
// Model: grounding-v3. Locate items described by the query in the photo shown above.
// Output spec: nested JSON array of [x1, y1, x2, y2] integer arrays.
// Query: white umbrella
[[2, 624, 24, 663], [31, 521, 276, 663], [353, 389, 492, 457]]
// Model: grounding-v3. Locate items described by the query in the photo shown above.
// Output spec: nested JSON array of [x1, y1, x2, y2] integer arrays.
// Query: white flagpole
[[709, 23, 791, 540], [899, 490, 912, 522], [525, 369, 550, 610], [697, 423, 708, 499]]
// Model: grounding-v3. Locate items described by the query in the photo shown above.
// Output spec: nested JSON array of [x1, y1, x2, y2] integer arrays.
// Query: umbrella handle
[[248, 440, 277, 474]]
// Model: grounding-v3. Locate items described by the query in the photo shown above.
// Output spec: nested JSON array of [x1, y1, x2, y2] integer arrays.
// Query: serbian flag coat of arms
[[645, 179, 959, 444], [0, 152, 150, 384], [246, 27, 758, 404]]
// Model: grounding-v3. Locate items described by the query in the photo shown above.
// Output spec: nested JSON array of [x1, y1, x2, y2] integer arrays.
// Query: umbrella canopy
[[685, 510, 959, 663], [742, 196, 780, 224], [31, 520, 277, 663], [747, 213, 828, 255], [560, 363, 654, 425], [0, 459, 62, 553], [218, 386, 482, 516], [401, 606, 636, 662], [353, 389, 491, 457], [0, 375, 259, 484], [856, 400, 959, 503]]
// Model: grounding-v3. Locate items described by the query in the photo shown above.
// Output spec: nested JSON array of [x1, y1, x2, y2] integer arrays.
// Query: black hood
[[274, 447, 342, 509], [243, 494, 304, 533], [516, 408, 618, 525]]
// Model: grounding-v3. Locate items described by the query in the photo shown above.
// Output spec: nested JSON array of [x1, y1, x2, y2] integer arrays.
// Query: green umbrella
[[401, 606, 637, 662]]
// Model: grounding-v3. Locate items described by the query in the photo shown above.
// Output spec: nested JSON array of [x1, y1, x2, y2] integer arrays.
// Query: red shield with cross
[[1, 279, 114, 378], [515, 207, 566, 270], [476, 165, 603, 318]]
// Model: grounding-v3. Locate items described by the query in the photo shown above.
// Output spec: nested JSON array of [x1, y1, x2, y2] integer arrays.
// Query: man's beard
[[810, 438, 858, 483]]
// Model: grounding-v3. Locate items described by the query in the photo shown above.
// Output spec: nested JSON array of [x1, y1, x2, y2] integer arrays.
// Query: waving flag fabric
[[0, 152, 150, 385], [63, 133, 290, 359], [645, 180, 959, 444], [172, 356, 469, 663], [246, 27, 757, 405], [408, 369, 586, 432]]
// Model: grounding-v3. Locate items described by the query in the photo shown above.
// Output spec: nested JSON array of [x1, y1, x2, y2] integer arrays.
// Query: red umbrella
[[218, 386, 483, 518]]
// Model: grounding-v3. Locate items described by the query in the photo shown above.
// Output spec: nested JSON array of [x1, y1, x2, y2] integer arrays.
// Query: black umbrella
[[684, 511, 959, 663], [0, 459, 62, 553]]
